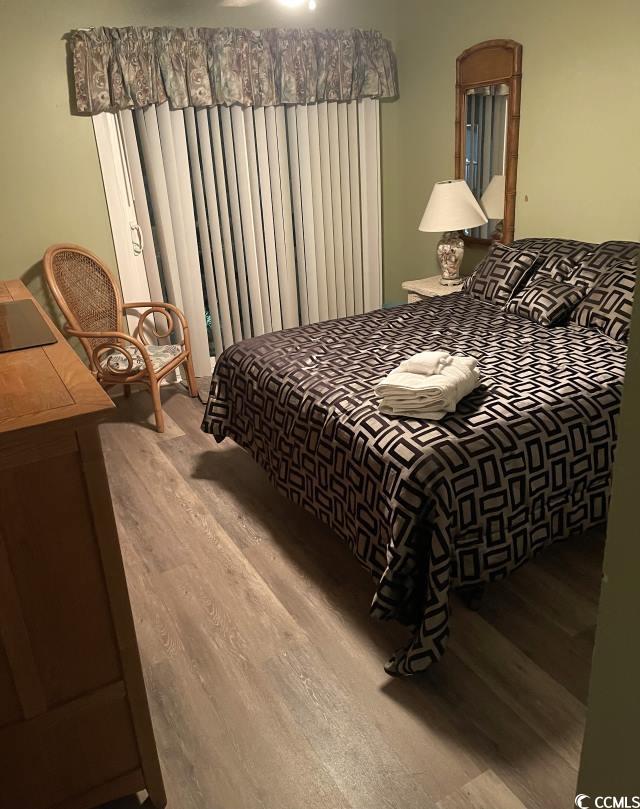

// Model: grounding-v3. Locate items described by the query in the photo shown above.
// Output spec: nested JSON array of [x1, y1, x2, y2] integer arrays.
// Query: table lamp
[[480, 174, 506, 241], [418, 179, 488, 286]]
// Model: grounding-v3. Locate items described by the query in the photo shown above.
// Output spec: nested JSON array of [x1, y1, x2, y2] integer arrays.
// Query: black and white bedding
[[202, 285, 629, 674]]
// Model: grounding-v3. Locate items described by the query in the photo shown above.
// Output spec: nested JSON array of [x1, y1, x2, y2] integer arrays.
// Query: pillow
[[463, 243, 538, 305], [572, 241, 639, 290], [511, 237, 594, 263], [511, 238, 594, 282], [505, 276, 585, 326], [536, 255, 580, 283], [571, 262, 636, 342]]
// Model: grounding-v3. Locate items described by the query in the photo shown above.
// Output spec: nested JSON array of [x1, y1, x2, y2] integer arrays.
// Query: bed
[[201, 238, 636, 675]]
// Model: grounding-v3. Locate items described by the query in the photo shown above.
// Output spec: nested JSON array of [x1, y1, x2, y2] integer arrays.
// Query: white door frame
[[92, 112, 152, 335]]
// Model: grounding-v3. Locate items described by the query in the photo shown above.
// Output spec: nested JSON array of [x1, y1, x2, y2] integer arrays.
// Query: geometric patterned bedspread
[[201, 293, 627, 675]]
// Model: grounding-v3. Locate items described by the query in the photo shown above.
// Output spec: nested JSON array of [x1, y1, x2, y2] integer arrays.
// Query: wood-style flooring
[[99, 385, 604, 809]]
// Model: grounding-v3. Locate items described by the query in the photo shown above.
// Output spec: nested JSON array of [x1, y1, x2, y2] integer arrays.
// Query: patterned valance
[[69, 26, 398, 114]]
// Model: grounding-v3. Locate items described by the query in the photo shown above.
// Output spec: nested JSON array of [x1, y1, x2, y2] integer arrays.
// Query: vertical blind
[[98, 98, 383, 376]]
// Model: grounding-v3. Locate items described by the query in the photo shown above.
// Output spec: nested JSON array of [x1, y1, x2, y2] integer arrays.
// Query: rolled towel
[[397, 350, 452, 376]]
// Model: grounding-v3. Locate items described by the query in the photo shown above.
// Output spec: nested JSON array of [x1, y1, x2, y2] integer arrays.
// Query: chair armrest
[[64, 327, 155, 378], [123, 301, 191, 350]]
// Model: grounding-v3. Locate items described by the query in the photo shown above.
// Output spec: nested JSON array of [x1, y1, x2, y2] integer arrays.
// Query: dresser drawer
[[0, 684, 141, 809], [0, 437, 122, 710], [0, 280, 164, 809]]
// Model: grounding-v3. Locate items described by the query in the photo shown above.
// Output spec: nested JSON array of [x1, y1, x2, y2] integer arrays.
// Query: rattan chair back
[[43, 244, 124, 365]]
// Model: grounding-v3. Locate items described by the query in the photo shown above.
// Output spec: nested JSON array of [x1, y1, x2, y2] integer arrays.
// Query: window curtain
[[81, 26, 393, 375], [70, 27, 398, 114]]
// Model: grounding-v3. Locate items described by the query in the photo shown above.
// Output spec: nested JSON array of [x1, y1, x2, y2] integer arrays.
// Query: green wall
[[577, 279, 640, 795], [0, 0, 400, 321], [389, 0, 640, 303]]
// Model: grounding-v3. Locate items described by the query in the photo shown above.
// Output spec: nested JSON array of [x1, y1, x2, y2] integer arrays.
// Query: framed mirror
[[455, 39, 522, 245]]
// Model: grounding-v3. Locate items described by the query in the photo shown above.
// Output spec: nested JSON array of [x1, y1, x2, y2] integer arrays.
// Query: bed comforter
[[201, 293, 626, 674]]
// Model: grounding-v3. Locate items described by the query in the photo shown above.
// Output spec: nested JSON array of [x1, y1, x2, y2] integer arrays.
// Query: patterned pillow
[[571, 262, 637, 342], [536, 255, 580, 283], [572, 241, 639, 290], [512, 238, 594, 281], [505, 277, 585, 326], [463, 243, 538, 305]]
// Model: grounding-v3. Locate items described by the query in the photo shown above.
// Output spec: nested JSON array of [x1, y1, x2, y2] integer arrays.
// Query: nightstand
[[402, 276, 463, 303]]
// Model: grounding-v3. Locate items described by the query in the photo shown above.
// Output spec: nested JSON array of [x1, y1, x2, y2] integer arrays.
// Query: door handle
[[130, 222, 144, 255]]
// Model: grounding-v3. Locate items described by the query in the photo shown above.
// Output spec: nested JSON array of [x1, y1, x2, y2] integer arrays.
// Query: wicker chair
[[43, 243, 198, 432]]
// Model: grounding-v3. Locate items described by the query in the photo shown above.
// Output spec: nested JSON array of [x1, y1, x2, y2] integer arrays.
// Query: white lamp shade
[[418, 179, 488, 233], [481, 174, 506, 219]]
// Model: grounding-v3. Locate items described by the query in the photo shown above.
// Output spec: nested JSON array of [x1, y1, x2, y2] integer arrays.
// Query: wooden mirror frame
[[455, 39, 523, 245]]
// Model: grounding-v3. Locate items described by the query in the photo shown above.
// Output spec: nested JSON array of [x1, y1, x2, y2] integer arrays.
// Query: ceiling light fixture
[[278, 0, 317, 8]]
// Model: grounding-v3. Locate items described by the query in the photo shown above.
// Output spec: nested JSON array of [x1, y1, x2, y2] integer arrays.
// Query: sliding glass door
[[93, 99, 382, 376]]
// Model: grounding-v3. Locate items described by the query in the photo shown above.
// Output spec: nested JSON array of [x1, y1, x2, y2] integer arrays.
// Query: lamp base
[[437, 231, 465, 286], [490, 220, 504, 242]]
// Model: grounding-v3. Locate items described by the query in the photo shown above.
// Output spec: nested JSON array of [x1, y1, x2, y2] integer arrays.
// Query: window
[[93, 100, 383, 376]]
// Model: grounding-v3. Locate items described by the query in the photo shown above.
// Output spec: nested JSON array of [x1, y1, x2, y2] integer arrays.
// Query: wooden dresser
[[0, 280, 165, 809]]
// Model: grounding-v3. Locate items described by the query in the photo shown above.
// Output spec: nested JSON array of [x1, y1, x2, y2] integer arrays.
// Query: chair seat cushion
[[100, 343, 184, 374]]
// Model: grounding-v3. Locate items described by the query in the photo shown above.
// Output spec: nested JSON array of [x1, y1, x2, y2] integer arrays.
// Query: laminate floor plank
[[104, 420, 438, 808], [500, 563, 599, 638], [530, 530, 605, 603], [104, 442, 355, 809], [99, 388, 604, 809], [414, 654, 580, 809], [437, 770, 530, 809], [121, 470, 443, 804], [449, 606, 586, 768], [476, 584, 594, 703], [146, 581, 356, 809], [157, 435, 492, 803], [107, 385, 186, 440], [156, 417, 501, 799]]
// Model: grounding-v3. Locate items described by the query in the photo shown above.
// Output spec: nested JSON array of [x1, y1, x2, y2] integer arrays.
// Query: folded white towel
[[379, 403, 447, 420], [376, 360, 479, 404], [375, 354, 480, 419], [397, 350, 452, 376]]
